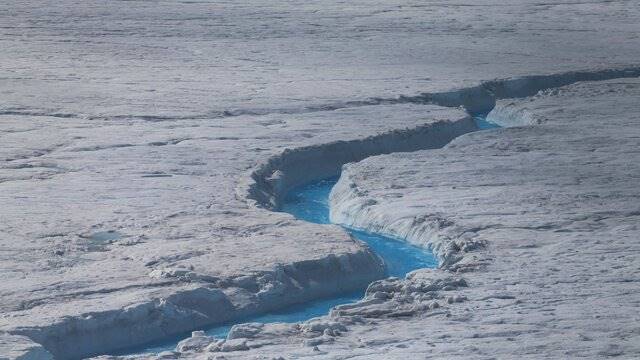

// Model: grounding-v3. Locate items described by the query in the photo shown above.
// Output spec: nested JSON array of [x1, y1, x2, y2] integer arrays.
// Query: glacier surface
[[1, 0, 640, 358]]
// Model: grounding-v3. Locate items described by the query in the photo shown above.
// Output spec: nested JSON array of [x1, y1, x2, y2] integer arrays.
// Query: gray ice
[[1, 1, 639, 359]]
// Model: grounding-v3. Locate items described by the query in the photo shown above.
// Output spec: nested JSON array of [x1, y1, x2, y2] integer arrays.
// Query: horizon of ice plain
[[1, 1, 640, 359]]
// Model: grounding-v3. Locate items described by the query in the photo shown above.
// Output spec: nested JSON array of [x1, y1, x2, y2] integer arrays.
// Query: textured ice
[[1, 0, 640, 358], [3, 103, 465, 358], [326, 78, 640, 359], [165, 77, 640, 360]]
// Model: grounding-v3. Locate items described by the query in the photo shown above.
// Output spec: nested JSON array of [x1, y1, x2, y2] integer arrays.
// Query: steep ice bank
[[18, 248, 383, 359], [125, 176, 437, 355], [113, 291, 362, 355], [241, 117, 476, 210], [242, 66, 640, 212], [315, 78, 640, 358], [281, 178, 437, 278], [141, 269, 470, 358]]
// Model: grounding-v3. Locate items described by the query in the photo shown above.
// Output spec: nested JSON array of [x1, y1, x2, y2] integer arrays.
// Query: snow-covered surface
[[326, 78, 640, 358], [2, 0, 640, 358], [159, 76, 640, 360], [0, 104, 469, 358], [2, 1, 639, 119]]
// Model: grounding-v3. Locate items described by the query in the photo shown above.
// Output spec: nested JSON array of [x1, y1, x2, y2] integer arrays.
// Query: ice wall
[[12, 248, 382, 359], [242, 117, 476, 210]]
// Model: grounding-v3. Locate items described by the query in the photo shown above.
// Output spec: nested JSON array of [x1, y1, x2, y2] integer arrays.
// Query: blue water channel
[[208, 177, 437, 332], [115, 112, 499, 356], [119, 176, 437, 356], [282, 177, 437, 277]]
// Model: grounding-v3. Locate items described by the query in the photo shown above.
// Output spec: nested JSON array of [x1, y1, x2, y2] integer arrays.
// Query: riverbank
[[3, 1, 640, 357]]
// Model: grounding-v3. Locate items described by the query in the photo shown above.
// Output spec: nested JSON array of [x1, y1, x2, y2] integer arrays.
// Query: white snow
[[1, 0, 640, 358], [158, 76, 640, 360], [2, 104, 465, 358], [325, 78, 640, 359]]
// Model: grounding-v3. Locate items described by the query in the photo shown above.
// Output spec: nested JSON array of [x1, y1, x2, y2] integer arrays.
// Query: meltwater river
[[282, 177, 437, 277], [210, 177, 437, 334], [120, 113, 498, 355], [124, 177, 437, 355]]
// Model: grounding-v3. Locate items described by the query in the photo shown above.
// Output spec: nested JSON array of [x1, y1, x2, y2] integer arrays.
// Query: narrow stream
[[207, 177, 438, 333], [282, 177, 437, 277], [120, 113, 497, 356], [124, 177, 437, 356]]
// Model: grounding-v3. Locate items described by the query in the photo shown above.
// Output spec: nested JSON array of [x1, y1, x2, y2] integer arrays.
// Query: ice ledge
[[239, 116, 475, 210], [240, 66, 640, 212], [324, 67, 640, 270], [329, 170, 486, 271], [422, 66, 640, 114], [140, 268, 470, 357], [7, 249, 382, 359]]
